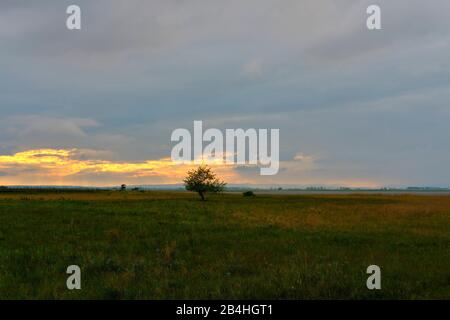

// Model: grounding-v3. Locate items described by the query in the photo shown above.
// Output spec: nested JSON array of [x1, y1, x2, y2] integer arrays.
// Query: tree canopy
[[183, 165, 226, 200]]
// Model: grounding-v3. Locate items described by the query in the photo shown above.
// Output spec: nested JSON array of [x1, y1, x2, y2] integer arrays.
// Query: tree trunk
[[199, 191, 205, 201]]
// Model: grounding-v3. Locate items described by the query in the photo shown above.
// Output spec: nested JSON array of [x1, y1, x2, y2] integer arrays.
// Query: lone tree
[[183, 165, 226, 200]]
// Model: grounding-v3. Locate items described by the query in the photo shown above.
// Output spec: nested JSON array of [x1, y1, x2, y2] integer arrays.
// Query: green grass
[[0, 190, 449, 299]]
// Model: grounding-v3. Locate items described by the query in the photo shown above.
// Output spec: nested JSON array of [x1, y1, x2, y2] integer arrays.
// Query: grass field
[[0, 190, 449, 299]]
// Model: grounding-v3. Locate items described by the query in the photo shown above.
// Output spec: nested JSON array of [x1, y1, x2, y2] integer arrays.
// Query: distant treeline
[[0, 186, 107, 193]]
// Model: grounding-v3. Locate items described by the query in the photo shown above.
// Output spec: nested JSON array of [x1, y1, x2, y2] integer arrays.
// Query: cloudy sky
[[1, 0, 450, 187]]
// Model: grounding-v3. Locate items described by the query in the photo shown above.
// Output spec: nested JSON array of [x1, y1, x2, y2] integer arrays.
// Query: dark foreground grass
[[0, 190, 449, 299]]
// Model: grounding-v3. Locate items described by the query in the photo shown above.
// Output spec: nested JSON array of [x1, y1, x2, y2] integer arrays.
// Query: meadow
[[0, 190, 449, 299]]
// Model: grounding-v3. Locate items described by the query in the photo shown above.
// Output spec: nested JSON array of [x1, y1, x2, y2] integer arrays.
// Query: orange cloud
[[0, 148, 239, 186], [0, 148, 383, 188]]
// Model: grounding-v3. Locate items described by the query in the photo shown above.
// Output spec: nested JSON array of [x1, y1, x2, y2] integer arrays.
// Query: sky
[[1, 0, 450, 187]]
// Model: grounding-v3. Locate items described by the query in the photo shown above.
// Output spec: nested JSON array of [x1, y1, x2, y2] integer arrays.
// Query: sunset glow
[[0, 148, 239, 186], [0, 148, 383, 188]]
